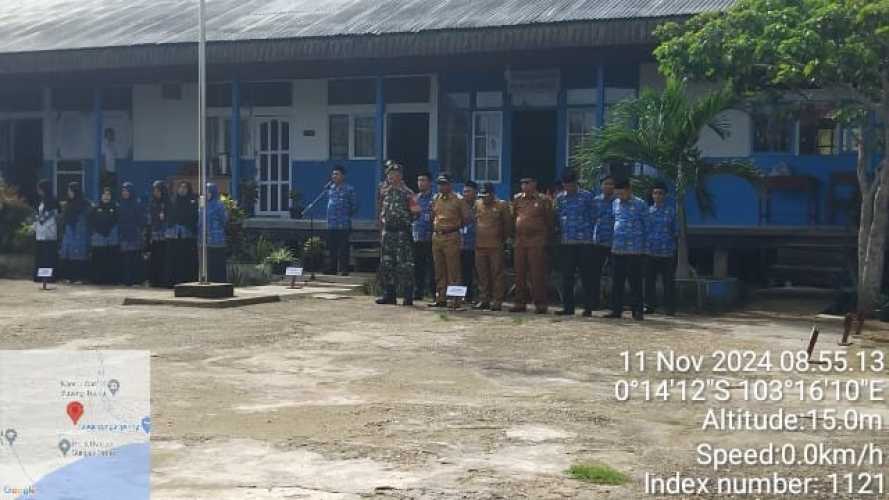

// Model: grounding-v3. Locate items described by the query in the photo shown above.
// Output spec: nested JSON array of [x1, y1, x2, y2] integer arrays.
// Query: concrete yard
[[1, 279, 888, 499]]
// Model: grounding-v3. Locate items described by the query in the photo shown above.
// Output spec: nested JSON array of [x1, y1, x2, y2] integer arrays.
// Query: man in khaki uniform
[[510, 176, 552, 314], [473, 182, 512, 311], [430, 174, 471, 308]]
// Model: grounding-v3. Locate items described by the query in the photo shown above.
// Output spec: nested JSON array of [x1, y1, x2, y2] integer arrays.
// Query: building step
[[769, 264, 848, 288]]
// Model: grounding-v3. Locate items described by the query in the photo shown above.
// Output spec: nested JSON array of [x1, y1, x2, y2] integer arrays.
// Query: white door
[[255, 118, 291, 215]]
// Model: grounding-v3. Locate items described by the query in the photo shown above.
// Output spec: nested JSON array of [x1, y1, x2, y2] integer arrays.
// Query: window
[[472, 111, 502, 183], [353, 115, 376, 158], [384, 76, 431, 104], [476, 91, 503, 109], [441, 94, 470, 182], [0, 89, 42, 112], [206, 117, 252, 175], [329, 115, 349, 160], [243, 82, 292, 107], [328, 114, 377, 159], [841, 127, 860, 154], [328, 79, 376, 105], [604, 88, 636, 124], [799, 105, 837, 155], [752, 110, 794, 153], [567, 109, 595, 168], [55, 160, 85, 196]]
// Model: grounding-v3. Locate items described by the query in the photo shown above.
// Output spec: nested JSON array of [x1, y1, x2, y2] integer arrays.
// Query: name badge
[[446, 285, 468, 298], [285, 267, 304, 277], [37, 268, 54, 278]]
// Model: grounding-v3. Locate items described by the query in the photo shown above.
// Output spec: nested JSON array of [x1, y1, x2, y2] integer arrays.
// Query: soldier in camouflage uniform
[[377, 163, 420, 305]]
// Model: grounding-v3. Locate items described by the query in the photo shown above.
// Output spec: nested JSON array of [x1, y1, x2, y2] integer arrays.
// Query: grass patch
[[511, 316, 526, 325], [437, 312, 450, 321], [567, 464, 627, 485]]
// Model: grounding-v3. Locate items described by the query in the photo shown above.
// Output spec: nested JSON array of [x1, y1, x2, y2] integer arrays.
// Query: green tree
[[655, 0, 889, 315], [575, 79, 760, 279]]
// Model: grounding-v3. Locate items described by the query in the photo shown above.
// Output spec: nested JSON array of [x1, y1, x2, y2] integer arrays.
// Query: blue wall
[[685, 153, 859, 226]]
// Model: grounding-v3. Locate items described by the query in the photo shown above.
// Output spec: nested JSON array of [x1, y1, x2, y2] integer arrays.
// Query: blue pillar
[[93, 88, 103, 200], [556, 85, 567, 175], [502, 87, 512, 199], [230, 80, 241, 201], [375, 76, 385, 184], [596, 63, 606, 127]]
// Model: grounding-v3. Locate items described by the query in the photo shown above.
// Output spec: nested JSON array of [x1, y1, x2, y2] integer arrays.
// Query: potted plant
[[263, 247, 296, 275], [302, 236, 325, 272], [289, 191, 304, 219]]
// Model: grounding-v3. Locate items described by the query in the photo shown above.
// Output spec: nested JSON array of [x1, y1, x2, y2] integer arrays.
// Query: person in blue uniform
[[118, 182, 146, 286], [165, 181, 198, 286], [645, 181, 678, 316], [603, 178, 647, 321], [89, 186, 120, 285], [412, 171, 435, 300], [33, 179, 59, 282], [553, 170, 596, 316], [591, 175, 616, 310], [324, 165, 358, 276], [460, 180, 478, 303], [199, 182, 229, 283], [147, 180, 169, 287], [59, 182, 90, 284]]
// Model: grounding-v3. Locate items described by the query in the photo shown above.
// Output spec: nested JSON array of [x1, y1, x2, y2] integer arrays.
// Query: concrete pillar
[[714, 248, 729, 279]]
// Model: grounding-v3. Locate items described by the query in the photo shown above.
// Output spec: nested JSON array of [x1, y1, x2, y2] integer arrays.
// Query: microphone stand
[[302, 183, 330, 282]]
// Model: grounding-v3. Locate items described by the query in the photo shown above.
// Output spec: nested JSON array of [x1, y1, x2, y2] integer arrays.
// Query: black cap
[[436, 173, 452, 184], [464, 180, 478, 190], [479, 182, 494, 195], [613, 178, 631, 190], [561, 170, 579, 183], [519, 177, 536, 183], [651, 180, 668, 192]]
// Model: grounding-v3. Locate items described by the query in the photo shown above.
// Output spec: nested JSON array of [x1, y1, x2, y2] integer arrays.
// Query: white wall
[[290, 79, 327, 161], [639, 63, 751, 158], [133, 83, 197, 161]]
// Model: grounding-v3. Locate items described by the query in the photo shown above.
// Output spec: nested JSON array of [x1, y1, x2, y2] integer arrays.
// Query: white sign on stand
[[446, 286, 468, 298], [285, 267, 304, 277], [37, 268, 53, 278]]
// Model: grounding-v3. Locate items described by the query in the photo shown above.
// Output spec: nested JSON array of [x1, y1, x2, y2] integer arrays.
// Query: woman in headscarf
[[89, 186, 120, 284], [165, 180, 198, 286], [199, 182, 229, 282], [147, 180, 169, 287], [118, 182, 146, 286], [33, 179, 59, 282], [59, 182, 90, 283]]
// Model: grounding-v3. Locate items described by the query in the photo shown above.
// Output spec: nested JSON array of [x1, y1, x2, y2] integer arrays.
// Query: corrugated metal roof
[[0, 0, 735, 54]]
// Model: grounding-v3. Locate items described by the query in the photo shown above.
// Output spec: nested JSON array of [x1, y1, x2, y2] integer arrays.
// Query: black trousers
[[91, 246, 121, 285], [208, 246, 227, 283], [166, 238, 197, 286], [611, 253, 644, 315], [560, 244, 594, 313], [148, 240, 167, 287], [60, 259, 87, 283], [121, 250, 143, 286], [646, 255, 676, 314], [34, 240, 59, 282], [460, 249, 475, 301], [413, 241, 434, 297], [326, 229, 351, 273], [590, 245, 611, 309]]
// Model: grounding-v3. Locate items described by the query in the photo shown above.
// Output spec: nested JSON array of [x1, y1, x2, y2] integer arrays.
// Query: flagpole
[[197, 0, 209, 284]]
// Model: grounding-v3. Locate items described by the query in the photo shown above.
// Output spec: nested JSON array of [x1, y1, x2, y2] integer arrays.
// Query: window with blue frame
[[567, 108, 595, 168], [799, 104, 838, 156], [440, 93, 470, 182]]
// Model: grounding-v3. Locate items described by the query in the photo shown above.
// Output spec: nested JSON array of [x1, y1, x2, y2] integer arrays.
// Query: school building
[[0, 0, 861, 284]]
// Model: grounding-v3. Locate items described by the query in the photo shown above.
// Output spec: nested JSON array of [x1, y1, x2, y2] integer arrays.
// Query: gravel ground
[[1, 279, 887, 499]]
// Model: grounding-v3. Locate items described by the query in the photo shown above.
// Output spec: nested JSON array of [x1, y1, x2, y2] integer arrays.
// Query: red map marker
[[66, 401, 84, 425]]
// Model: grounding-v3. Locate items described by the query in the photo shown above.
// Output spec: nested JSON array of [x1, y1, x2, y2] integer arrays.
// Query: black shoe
[[413, 292, 424, 300], [632, 310, 645, 321], [341, 272, 350, 277], [490, 304, 502, 312], [509, 305, 527, 313], [427, 302, 447, 308], [582, 310, 592, 317], [644, 306, 656, 314], [376, 296, 397, 305], [402, 297, 414, 306], [474, 302, 491, 310], [554, 309, 575, 316], [535, 308, 548, 315], [602, 311, 622, 319]]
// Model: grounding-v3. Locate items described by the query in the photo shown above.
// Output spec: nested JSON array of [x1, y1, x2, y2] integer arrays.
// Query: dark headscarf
[[62, 182, 88, 228], [37, 179, 59, 212], [169, 181, 197, 231], [118, 182, 142, 241], [149, 180, 169, 231], [90, 188, 118, 237]]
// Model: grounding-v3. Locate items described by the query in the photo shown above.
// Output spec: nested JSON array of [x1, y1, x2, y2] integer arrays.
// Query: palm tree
[[575, 78, 761, 279]]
